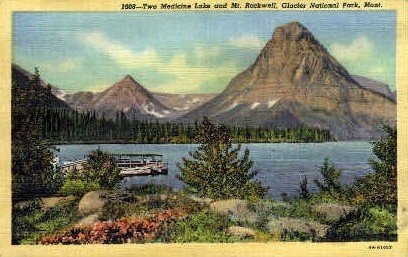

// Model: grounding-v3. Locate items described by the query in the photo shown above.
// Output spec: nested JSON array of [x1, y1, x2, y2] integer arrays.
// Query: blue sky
[[13, 11, 396, 93]]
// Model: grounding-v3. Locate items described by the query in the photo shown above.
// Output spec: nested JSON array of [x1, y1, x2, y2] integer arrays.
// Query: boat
[[110, 153, 169, 177]]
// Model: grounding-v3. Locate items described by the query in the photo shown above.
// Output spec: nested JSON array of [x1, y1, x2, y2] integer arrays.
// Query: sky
[[13, 11, 396, 94]]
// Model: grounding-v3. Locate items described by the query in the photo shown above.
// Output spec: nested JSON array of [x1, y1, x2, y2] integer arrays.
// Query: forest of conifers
[[12, 70, 335, 144]]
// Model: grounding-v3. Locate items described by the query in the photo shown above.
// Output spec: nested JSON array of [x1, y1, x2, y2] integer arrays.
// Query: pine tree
[[12, 69, 63, 200], [177, 118, 268, 200], [299, 175, 309, 199], [353, 126, 397, 208]]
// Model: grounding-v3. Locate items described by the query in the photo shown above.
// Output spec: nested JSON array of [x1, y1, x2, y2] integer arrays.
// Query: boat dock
[[111, 153, 168, 177], [59, 153, 168, 177]]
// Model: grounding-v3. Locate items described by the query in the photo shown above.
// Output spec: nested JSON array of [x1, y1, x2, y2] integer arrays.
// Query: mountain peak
[[272, 21, 316, 43], [121, 74, 138, 84]]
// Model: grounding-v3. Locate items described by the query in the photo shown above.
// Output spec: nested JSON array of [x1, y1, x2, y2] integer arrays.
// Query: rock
[[76, 213, 100, 227], [210, 199, 258, 223], [78, 191, 107, 215], [41, 196, 76, 210], [312, 203, 356, 222], [267, 217, 329, 238], [228, 226, 256, 239]]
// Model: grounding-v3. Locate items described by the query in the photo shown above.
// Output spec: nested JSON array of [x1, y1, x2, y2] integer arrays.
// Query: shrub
[[68, 149, 121, 190], [12, 198, 78, 244], [128, 184, 172, 196], [178, 118, 268, 200], [325, 206, 397, 241], [165, 210, 233, 243], [58, 179, 100, 197], [38, 209, 186, 244]]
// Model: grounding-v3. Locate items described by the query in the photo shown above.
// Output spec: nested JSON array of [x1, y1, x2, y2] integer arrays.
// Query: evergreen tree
[[353, 126, 397, 208], [299, 175, 310, 199], [177, 118, 268, 200], [314, 158, 347, 201], [12, 69, 63, 200]]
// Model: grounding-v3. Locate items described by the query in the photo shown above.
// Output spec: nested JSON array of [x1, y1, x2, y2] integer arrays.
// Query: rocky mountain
[[59, 79, 216, 120], [68, 75, 175, 120], [352, 75, 396, 102], [182, 22, 396, 140]]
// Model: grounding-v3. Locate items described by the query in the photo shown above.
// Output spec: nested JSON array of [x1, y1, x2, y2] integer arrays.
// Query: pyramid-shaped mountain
[[65, 75, 174, 120], [182, 22, 396, 140]]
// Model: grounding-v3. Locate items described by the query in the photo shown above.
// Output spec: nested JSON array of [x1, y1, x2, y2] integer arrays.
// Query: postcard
[[0, 0, 407, 256]]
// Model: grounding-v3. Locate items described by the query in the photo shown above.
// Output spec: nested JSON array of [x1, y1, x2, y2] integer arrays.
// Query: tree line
[[41, 109, 334, 144]]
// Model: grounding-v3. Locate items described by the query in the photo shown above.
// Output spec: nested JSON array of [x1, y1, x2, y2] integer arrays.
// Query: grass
[[164, 210, 235, 243], [12, 197, 80, 244]]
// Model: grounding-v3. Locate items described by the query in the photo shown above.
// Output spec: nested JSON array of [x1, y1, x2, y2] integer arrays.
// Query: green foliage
[[58, 179, 100, 197], [68, 149, 121, 189], [101, 188, 205, 221], [314, 158, 348, 202], [325, 206, 397, 241], [12, 198, 79, 244], [352, 126, 397, 208], [128, 184, 172, 196], [298, 175, 310, 199], [178, 118, 268, 200], [280, 230, 314, 242], [165, 210, 233, 243], [12, 68, 63, 201]]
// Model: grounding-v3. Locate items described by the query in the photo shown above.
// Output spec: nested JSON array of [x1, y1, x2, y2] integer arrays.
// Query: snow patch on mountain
[[251, 102, 260, 110]]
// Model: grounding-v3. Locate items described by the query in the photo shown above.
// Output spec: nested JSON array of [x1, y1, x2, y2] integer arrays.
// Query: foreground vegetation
[[11, 69, 396, 243], [12, 121, 397, 244]]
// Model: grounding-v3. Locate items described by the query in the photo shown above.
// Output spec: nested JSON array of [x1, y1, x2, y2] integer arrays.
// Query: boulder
[[267, 217, 329, 238], [228, 226, 256, 239], [41, 196, 76, 210], [78, 191, 107, 215], [210, 199, 257, 223], [312, 203, 356, 222], [76, 213, 100, 227]]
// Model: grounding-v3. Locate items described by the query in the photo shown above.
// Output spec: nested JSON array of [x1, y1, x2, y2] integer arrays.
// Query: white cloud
[[43, 58, 82, 73], [77, 31, 159, 69], [193, 44, 222, 61], [229, 35, 265, 49], [153, 57, 240, 93], [330, 37, 374, 62], [58, 58, 81, 72], [77, 30, 242, 93]]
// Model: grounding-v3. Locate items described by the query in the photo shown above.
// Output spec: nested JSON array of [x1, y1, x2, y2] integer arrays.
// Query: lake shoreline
[[56, 142, 374, 198]]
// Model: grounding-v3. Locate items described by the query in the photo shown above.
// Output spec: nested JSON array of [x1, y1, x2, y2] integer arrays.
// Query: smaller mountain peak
[[272, 21, 315, 43], [123, 74, 137, 82]]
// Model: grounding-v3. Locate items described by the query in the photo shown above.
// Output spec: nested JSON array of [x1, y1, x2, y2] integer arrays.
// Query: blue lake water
[[56, 142, 374, 199]]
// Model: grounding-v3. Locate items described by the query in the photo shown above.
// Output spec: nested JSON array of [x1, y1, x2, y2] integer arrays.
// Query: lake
[[56, 142, 374, 199]]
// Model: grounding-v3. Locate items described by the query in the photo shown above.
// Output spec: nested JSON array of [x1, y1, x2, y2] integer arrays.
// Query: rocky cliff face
[[183, 22, 396, 140]]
